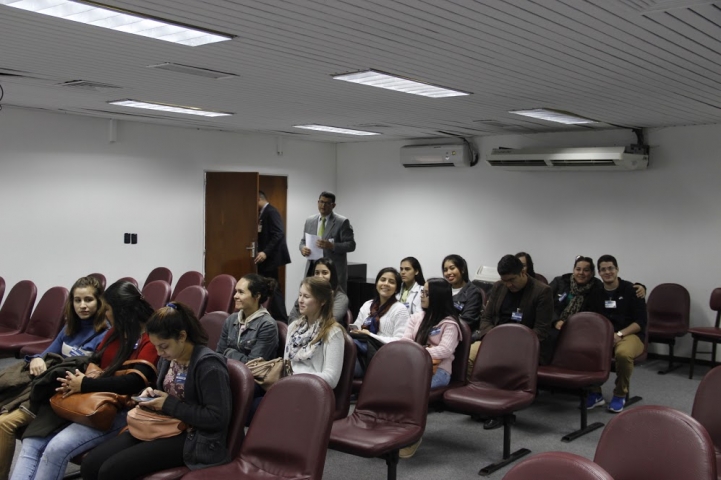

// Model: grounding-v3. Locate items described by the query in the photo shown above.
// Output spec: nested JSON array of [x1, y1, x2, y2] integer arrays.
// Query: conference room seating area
[[2, 268, 720, 480]]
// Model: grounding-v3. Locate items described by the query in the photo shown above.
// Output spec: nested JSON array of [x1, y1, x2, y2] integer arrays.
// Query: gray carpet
[[2, 356, 705, 479]]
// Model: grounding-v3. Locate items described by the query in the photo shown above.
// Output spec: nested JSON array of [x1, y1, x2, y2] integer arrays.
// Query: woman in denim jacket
[[216, 274, 279, 363]]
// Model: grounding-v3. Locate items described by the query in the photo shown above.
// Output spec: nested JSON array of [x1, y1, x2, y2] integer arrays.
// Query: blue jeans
[[431, 368, 451, 389], [11, 411, 128, 480]]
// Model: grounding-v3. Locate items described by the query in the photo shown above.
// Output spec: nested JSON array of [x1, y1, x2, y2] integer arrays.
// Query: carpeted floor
[[3, 356, 707, 479]]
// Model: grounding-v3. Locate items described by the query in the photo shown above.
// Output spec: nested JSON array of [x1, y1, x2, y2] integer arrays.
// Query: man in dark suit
[[255, 190, 291, 322], [299, 191, 356, 291]]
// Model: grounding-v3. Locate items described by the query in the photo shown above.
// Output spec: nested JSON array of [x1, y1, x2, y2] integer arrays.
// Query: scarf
[[285, 318, 322, 361], [560, 278, 594, 321], [363, 297, 397, 334], [237, 307, 269, 340]]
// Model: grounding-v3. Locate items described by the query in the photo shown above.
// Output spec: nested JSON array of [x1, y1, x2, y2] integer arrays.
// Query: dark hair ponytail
[[147, 302, 208, 345], [241, 274, 277, 305]]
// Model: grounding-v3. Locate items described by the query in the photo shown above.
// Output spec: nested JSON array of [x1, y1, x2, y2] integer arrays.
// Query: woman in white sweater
[[284, 276, 345, 388]]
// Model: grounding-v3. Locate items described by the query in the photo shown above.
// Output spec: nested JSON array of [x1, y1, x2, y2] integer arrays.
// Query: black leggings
[[80, 431, 187, 480]]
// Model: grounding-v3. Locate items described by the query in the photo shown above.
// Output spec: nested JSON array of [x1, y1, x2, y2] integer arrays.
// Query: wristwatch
[[616, 331, 624, 338]]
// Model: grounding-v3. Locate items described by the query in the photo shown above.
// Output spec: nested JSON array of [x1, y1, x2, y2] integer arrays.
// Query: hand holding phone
[[131, 396, 155, 402], [348, 324, 359, 331]]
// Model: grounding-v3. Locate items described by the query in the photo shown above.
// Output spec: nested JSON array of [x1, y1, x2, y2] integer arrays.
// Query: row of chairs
[[504, 365, 721, 479], [0, 272, 238, 358]]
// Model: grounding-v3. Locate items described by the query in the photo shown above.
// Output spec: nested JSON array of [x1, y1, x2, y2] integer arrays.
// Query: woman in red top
[[11, 281, 159, 480]]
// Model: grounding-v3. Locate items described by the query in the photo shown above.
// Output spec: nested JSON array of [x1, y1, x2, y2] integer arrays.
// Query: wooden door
[[259, 175, 288, 296], [205, 172, 259, 281]]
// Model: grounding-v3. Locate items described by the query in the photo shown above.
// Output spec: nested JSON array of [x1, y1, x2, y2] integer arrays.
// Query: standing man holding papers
[[255, 190, 291, 322], [300, 191, 356, 291]]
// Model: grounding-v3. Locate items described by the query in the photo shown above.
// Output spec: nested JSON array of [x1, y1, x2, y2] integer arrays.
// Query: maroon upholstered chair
[[595, 405, 717, 480], [429, 320, 471, 405], [141, 280, 171, 311], [537, 312, 614, 442], [444, 323, 539, 476], [143, 267, 173, 289], [116, 277, 138, 288], [0, 280, 37, 336], [646, 283, 690, 374], [329, 341, 431, 480], [534, 273, 549, 285], [0, 276, 6, 305], [205, 274, 237, 314], [87, 273, 106, 290], [183, 374, 334, 480], [503, 452, 613, 480], [689, 288, 721, 379], [172, 286, 208, 318], [140, 359, 255, 480], [199, 311, 228, 351], [276, 320, 287, 358], [692, 366, 721, 477], [333, 331, 357, 420], [170, 271, 204, 301], [0, 286, 68, 356]]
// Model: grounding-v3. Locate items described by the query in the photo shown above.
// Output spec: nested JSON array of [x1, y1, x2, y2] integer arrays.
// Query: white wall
[[0, 108, 336, 311], [337, 125, 721, 358]]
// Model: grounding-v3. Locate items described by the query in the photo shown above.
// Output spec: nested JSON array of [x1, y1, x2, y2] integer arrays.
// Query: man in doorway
[[586, 254, 646, 413], [255, 190, 291, 322], [299, 191, 356, 291]]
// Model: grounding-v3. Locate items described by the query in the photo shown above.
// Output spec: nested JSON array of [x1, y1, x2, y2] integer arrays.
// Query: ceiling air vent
[[56, 80, 122, 92], [147, 63, 237, 80]]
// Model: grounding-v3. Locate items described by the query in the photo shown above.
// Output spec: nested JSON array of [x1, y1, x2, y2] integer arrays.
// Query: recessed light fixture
[[0, 0, 233, 46], [293, 124, 381, 136], [109, 99, 232, 117], [332, 69, 471, 98], [509, 109, 598, 125]]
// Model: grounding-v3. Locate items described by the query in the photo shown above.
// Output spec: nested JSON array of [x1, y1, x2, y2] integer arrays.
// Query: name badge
[[453, 301, 464, 311], [362, 317, 373, 327], [175, 371, 187, 385], [559, 292, 567, 302], [605, 300, 617, 309], [258, 224, 262, 233], [430, 327, 442, 336], [403, 302, 410, 310], [511, 310, 523, 322]]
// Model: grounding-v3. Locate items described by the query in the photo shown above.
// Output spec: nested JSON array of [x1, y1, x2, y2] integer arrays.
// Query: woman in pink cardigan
[[402, 277, 462, 389]]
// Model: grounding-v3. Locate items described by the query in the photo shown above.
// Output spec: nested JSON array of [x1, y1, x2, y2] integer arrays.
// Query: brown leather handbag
[[126, 406, 187, 441], [245, 357, 292, 391], [50, 360, 157, 431]]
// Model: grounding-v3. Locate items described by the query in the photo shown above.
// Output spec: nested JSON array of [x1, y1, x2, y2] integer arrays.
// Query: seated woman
[[397, 256, 425, 315], [351, 267, 409, 377], [285, 276, 345, 388], [550, 256, 601, 332], [288, 257, 349, 325], [216, 274, 278, 363], [10, 281, 159, 480], [442, 254, 483, 331], [80, 302, 232, 480], [0, 276, 109, 480]]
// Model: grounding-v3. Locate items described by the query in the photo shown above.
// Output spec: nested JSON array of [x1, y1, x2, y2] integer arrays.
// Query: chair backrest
[[450, 320, 472, 385], [0, 280, 37, 332], [710, 288, 721, 328], [141, 280, 171, 311], [25, 286, 69, 338], [241, 374, 334, 480], [692, 365, 721, 452], [205, 274, 237, 314], [503, 452, 613, 480], [144, 267, 173, 289], [549, 312, 614, 372], [594, 405, 717, 480], [173, 286, 208, 318], [0, 276, 6, 305], [171, 271, 205, 301], [470, 323, 538, 392], [355, 341, 431, 427], [225, 359, 256, 458], [333, 331, 357, 420], [534, 273, 549, 285], [87, 273, 106, 290], [647, 283, 690, 334], [276, 320, 288, 358], [200, 311, 228, 351], [344, 309, 352, 328], [116, 277, 138, 288]]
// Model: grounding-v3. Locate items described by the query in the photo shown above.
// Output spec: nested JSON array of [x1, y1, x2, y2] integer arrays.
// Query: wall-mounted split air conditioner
[[400, 143, 471, 168], [486, 146, 648, 171]]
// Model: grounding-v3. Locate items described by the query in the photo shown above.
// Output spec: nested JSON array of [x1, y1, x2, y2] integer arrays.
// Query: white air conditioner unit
[[401, 143, 471, 168], [486, 146, 648, 171]]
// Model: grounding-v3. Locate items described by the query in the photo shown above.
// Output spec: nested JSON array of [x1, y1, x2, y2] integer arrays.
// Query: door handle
[[246, 241, 257, 257]]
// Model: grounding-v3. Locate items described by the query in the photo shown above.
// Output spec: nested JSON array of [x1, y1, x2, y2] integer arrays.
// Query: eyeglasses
[[420, 289, 430, 298], [317, 200, 333, 206]]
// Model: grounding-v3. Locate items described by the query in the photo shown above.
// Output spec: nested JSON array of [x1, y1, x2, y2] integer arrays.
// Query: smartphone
[[348, 324, 359, 331], [131, 396, 155, 402]]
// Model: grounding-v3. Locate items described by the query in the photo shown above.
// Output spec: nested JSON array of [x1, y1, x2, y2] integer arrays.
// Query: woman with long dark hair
[[11, 281, 158, 480], [442, 254, 482, 331], [397, 256, 425, 315], [288, 257, 349, 324]]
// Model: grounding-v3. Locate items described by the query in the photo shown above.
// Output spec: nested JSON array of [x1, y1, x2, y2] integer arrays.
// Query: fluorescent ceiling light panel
[[293, 124, 380, 136], [509, 109, 598, 125], [109, 100, 232, 117], [0, 0, 233, 46], [333, 69, 470, 98]]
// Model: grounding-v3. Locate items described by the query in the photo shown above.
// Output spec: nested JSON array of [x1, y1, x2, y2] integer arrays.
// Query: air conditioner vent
[[56, 80, 122, 91], [487, 159, 547, 167], [486, 146, 648, 171], [550, 159, 616, 167]]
